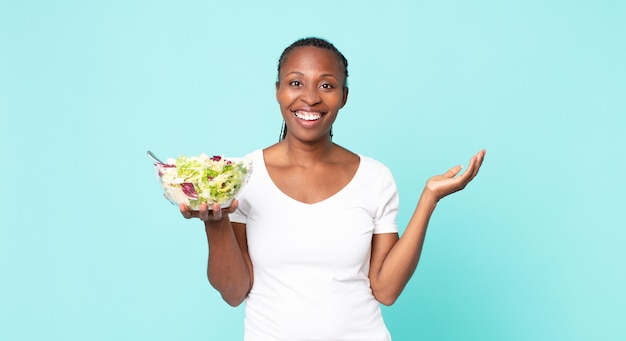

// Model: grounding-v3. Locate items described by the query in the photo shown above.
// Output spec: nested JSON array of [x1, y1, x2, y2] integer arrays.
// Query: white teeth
[[294, 111, 322, 121]]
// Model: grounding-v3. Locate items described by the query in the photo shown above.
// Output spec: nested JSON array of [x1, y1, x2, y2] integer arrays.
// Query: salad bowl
[[150, 152, 252, 210]]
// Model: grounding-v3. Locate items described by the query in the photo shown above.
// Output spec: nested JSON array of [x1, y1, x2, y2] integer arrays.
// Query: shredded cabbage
[[156, 154, 251, 210]]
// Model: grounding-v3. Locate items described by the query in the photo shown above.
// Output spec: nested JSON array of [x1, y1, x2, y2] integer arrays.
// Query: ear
[[340, 87, 349, 108], [275, 81, 280, 101]]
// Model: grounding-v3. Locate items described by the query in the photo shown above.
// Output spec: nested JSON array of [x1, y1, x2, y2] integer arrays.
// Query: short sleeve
[[373, 168, 399, 234]]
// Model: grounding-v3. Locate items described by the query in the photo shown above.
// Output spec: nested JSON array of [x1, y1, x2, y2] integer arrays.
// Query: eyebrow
[[284, 71, 339, 79]]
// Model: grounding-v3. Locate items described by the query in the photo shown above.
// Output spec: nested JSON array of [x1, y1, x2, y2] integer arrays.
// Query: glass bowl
[[153, 154, 252, 210]]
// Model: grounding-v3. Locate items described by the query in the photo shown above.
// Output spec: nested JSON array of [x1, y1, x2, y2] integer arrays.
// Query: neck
[[279, 136, 335, 166]]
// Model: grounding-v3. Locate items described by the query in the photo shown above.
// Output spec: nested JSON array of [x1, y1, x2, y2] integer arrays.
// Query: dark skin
[[181, 46, 486, 306]]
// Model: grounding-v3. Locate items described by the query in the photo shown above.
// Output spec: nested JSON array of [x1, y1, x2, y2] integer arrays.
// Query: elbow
[[222, 292, 247, 307], [376, 294, 398, 307], [216, 285, 249, 307], [372, 289, 400, 306], [209, 278, 250, 307]]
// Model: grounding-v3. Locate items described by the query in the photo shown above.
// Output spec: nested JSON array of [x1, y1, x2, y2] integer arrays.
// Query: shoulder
[[238, 149, 263, 164], [354, 154, 398, 194], [261, 143, 282, 166], [331, 144, 393, 177], [357, 154, 392, 175]]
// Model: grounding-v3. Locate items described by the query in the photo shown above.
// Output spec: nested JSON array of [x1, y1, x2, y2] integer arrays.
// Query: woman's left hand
[[425, 149, 486, 202]]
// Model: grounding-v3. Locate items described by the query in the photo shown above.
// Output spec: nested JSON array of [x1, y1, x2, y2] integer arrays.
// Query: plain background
[[1, 1, 624, 340]]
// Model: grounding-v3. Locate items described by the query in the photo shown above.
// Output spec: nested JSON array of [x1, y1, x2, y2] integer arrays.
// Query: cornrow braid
[[277, 37, 349, 87]]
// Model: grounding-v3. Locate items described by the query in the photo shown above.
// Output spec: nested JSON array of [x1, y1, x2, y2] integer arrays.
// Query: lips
[[293, 110, 324, 121]]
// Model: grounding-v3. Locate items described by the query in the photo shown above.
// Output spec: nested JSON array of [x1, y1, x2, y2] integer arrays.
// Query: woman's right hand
[[179, 200, 239, 222]]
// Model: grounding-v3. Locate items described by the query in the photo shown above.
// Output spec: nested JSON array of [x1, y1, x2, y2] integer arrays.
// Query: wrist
[[419, 188, 439, 209], [204, 215, 231, 231]]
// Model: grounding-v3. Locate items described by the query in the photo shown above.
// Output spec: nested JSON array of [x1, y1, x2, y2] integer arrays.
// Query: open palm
[[426, 149, 486, 201]]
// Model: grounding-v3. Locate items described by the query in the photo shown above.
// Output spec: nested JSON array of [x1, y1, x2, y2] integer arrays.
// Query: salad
[[154, 154, 251, 210]]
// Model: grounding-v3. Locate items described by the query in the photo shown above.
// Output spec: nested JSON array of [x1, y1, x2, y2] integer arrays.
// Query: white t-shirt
[[230, 149, 399, 341]]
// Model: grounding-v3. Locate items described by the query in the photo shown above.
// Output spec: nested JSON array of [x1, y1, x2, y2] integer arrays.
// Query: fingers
[[179, 202, 208, 220], [426, 149, 486, 200], [199, 202, 211, 221], [459, 149, 486, 183], [210, 200, 239, 219], [211, 203, 223, 220], [468, 149, 486, 178], [445, 165, 463, 178], [462, 154, 477, 180], [179, 202, 235, 222], [224, 199, 239, 214], [180, 203, 193, 219]]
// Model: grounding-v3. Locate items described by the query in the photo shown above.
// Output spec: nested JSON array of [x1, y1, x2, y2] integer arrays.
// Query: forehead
[[280, 46, 344, 74]]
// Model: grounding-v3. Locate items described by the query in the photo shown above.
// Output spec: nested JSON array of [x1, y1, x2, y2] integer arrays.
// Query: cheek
[[324, 94, 345, 110], [276, 89, 293, 105], [276, 93, 294, 117], [277, 95, 291, 110]]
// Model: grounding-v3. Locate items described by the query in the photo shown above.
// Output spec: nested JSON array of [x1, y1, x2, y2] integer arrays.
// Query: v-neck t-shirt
[[229, 149, 399, 340]]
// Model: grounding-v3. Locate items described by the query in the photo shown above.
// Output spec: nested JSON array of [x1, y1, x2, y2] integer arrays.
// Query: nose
[[301, 85, 321, 105]]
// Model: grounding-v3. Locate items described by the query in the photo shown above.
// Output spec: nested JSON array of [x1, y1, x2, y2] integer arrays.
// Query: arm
[[181, 201, 253, 307], [369, 149, 486, 306]]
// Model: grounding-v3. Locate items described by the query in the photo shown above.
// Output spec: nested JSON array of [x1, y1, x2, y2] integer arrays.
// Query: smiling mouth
[[293, 110, 324, 121]]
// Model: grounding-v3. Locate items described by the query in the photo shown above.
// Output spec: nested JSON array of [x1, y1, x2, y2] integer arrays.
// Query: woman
[[181, 37, 486, 340]]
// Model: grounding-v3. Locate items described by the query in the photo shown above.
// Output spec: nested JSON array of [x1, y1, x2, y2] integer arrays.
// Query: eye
[[289, 80, 301, 87], [320, 83, 334, 89]]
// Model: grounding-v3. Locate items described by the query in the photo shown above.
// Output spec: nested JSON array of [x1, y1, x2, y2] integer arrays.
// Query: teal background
[[1, 0, 624, 340]]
